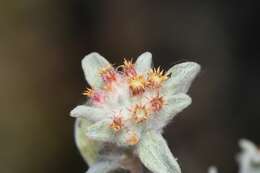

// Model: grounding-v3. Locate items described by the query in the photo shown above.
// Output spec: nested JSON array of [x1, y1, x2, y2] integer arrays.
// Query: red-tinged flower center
[[149, 94, 165, 112], [83, 88, 105, 104], [128, 75, 146, 96], [132, 104, 150, 123], [99, 65, 117, 83], [146, 67, 168, 88], [121, 59, 137, 77], [110, 116, 124, 132]]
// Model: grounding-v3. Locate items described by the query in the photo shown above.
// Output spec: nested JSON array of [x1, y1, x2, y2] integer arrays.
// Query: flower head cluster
[[71, 52, 200, 173]]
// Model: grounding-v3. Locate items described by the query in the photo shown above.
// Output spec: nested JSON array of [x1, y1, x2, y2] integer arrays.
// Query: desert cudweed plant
[[237, 139, 260, 173], [208, 139, 260, 173], [70, 52, 200, 173]]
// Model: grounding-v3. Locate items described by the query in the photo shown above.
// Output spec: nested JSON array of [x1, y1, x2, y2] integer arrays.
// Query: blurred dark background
[[1, 1, 260, 173]]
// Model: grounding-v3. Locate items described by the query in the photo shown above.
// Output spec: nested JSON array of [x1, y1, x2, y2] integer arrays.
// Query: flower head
[[128, 75, 146, 96], [71, 52, 201, 173], [121, 58, 137, 77], [99, 64, 117, 83], [125, 131, 140, 145], [132, 104, 150, 123], [110, 115, 124, 132], [147, 67, 168, 88], [149, 94, 165, 112], [83, 88, 105, 105]]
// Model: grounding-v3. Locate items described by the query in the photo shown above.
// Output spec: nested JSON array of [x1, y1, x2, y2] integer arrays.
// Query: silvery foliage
[[238, 139, 260, 173], [208, 166, 218, 173], [208, 139, 260, 173], [70, 52, 201, 173]]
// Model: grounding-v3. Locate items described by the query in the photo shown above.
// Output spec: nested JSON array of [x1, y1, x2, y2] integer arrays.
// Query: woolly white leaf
[[135, 52, 153, 74], [86, 160, 120, 173], [137, 131, 181, 173], [75, 118, 102, 165], [238, 139, 260, 173], [81, 52, 110, 88], [239, 139, 258, 154], [161, 93, 192, 121], [86, 119, 115, 142], [116, 129, 130, 146], [164, 62, 200, 94], [116, 128, 141, 146], [70, 105, 106, 121]]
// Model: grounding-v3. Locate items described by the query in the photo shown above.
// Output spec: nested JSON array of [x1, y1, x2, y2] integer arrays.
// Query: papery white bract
[[71, 52, 201, 173]]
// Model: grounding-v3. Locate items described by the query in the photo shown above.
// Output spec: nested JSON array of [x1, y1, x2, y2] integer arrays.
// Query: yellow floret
[[146, 67, 168, 88], [128, 75, 146, 96], [126, 131, 139, 145], [132, 104, 150, 123], [110, 116, 124, 132]]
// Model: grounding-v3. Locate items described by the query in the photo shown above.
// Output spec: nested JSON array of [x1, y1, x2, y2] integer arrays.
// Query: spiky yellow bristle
[[99, 65, 117, 83], [83, 88, 95, 97], [149, 94, 165, 112], [121, 58, 136, 77], [128, 75, 146, 96], [132, 104, 150, 123], [83, 88, 105, 104], [123, 58, 134, 68], [110, 116, 124, 132], [99, 64, 112, 75], [146, 67, 168, 88]]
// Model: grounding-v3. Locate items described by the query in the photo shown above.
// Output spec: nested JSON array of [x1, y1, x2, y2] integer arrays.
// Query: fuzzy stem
[[119, 155, 143, 173]]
